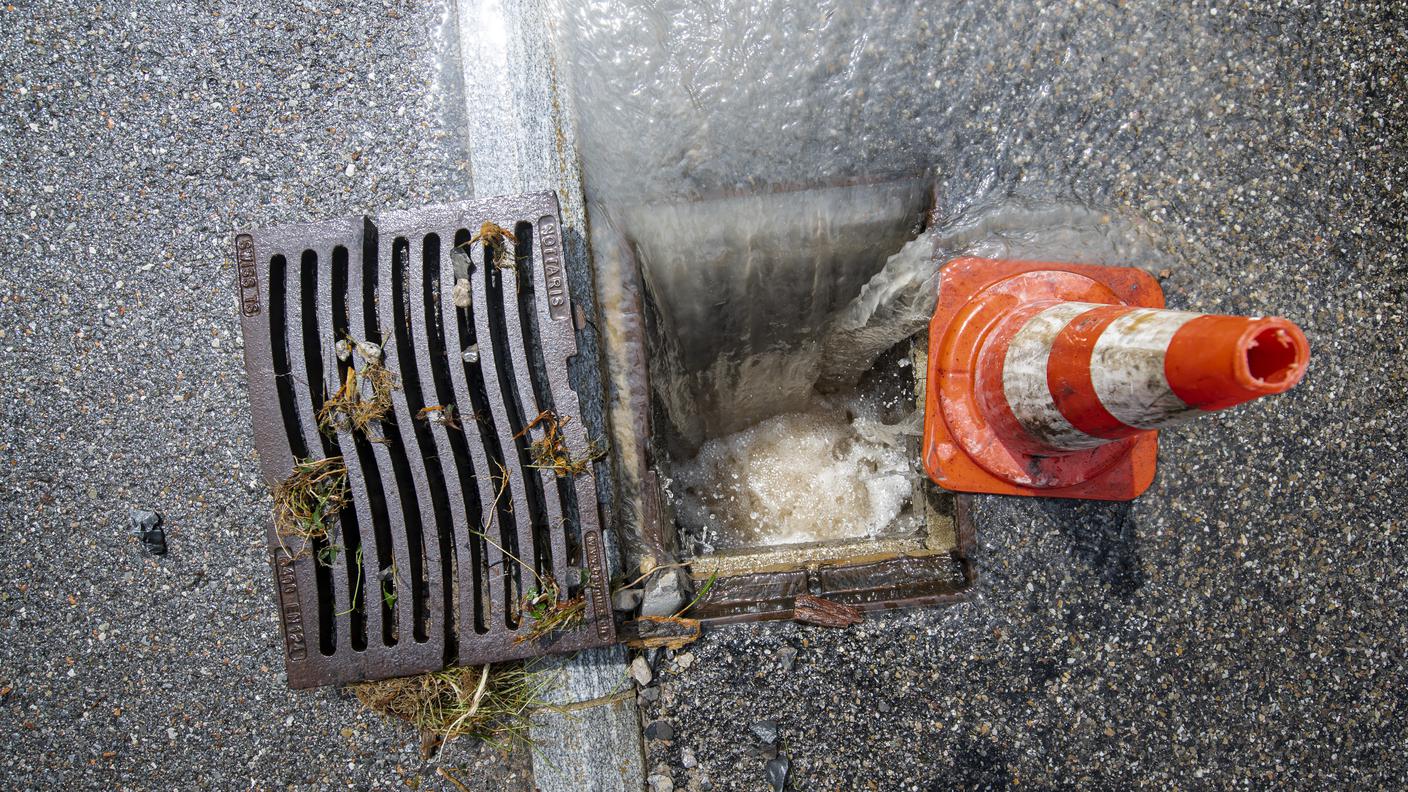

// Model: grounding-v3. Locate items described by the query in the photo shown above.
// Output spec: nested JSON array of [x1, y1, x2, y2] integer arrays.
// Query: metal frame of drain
[[593, 183, 978, 625]]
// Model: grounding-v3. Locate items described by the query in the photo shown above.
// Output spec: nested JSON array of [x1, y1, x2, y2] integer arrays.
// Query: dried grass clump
[[516, 410, 606, 477], [516, 577, 586, 645], [350, 663, 552, 756], [317, 342, 398, 436], [272, 456, 350, 546], [464, 221, 519, 271]]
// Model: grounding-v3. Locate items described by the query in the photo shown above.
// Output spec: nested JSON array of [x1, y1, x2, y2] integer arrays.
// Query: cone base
[[922, 257, 1164, 501]]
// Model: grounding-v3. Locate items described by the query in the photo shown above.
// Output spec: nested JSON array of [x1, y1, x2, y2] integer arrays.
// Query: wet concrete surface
[[1, 0, 1405, 790]]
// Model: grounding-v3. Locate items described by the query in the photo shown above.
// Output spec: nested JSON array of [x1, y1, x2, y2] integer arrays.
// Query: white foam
[[669, 397, 918, 550]]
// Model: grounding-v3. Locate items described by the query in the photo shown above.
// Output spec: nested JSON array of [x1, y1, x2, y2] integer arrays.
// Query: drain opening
[[611, 183, 971, 619], [238, 192, 617, 688]]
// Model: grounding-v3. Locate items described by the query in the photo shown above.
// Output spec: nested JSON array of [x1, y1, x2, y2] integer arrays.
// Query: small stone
[[680, 747, 697, 769], [878, 701, 892, 713], [461, 343, 479, 363], [630, 655, 653, 687], [452, 278, 472, 309], [344, 162, 355, 177], [644, 721, 674, 741], [612, 588, 642, 612], [334, 339, 351, 361], [646, 774, 673, 792], [354, 340, 381, 363], [750, 720, 778, 745], [764, 757, 789, 792], [675, 651, 695, 670], [777, 646, 797, 672], [639, 685, 661, 703], [640, 567, 690, 617], [339, 728, 354, 738], [209, 336, 220, 349], [129, 509, 167, 556]]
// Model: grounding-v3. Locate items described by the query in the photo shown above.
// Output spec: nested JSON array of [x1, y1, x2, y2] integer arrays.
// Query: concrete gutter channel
[[1, 1, 1405, 791]]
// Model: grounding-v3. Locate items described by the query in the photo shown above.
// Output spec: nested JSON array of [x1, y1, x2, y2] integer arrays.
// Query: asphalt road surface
[[2, 1, 1404, 790]]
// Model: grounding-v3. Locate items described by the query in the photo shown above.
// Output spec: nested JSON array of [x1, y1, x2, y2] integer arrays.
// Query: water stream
[[563, 1, 1176, 550]]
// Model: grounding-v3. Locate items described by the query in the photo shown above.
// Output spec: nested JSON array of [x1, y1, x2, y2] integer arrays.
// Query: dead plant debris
[[516, 576, 586, 645], [350, 663, 552, 758], [624, 615, 702, 650], [416, 403, 460, 430], [461, 221, 519, 271], [272, 456, 350, 548], [317, 339, 398, 436], [515, 410, 606, 477], [792, 593, 863, 628]]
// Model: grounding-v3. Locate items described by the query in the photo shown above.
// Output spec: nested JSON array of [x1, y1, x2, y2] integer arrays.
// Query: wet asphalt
[[2, 1, 1405, 791]]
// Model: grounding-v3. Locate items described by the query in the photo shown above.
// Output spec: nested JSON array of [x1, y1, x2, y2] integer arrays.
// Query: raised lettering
[[235, 234, 261, 316], [538, 216, 568, 321]]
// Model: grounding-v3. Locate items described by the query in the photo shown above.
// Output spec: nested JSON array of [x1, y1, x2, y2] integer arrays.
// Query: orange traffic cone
[[922, 257, 1309, 500]]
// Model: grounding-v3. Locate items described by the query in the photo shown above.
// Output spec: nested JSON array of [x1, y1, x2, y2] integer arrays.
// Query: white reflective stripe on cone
[[1001, 302, 1108, 450], [1089, 308, 1201, 430]]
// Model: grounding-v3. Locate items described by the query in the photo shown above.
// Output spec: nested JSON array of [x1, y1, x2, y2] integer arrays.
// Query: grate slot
[[518, 209, 611, 632], [339, 232, 394, 654], [440, 227, 503, 639], [403, 235, 461, 658], [509, 221, 581, 592], [348, 233, 412, 647], [379, 235, 447, 648], [268, 254, 308, 461], [267, 250, 326, 660], [482, 238, 557, 582], [285, 249, 337, 656]]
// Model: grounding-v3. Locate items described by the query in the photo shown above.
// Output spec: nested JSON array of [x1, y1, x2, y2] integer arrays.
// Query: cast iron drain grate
[[235, 192, 614, 688]]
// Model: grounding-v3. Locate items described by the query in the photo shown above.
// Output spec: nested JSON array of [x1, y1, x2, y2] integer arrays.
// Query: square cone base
[[922, 257, 1163, 501]]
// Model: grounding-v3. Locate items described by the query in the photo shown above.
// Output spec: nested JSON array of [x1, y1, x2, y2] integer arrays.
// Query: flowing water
[[563, 1, 1177, 551]]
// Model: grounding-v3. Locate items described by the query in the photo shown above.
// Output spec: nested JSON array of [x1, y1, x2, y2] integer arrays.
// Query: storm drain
[[235, 192, 615, 688]]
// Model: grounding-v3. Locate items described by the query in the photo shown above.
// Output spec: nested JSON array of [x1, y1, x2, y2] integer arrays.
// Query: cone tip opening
[[1238, 319, 1309, 393]]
